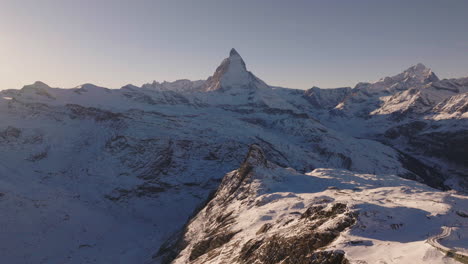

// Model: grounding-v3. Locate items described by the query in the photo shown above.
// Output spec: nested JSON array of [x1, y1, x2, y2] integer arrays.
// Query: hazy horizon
[[1, 0, 468, 90]]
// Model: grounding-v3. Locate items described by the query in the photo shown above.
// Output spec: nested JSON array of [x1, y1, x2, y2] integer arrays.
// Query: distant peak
[[121, 84, 139, 90], [33, 81, 49, 87], [76, 83, 102, 90], [21, 81, 55, 99], [22, 81, 50, 90]]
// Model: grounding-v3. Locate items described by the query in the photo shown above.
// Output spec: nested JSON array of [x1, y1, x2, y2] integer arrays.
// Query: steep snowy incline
[[159, 145, 468, 264]]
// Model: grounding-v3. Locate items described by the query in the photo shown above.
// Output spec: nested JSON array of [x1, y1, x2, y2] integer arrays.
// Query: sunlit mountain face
[[0, 49, 467, 264]]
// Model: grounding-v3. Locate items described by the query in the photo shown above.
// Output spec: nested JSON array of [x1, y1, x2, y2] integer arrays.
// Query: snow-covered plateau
[[0, 49, 467, 263]]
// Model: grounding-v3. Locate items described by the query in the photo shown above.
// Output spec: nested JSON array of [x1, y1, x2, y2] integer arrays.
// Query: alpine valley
[[0, 49, 467, 264]]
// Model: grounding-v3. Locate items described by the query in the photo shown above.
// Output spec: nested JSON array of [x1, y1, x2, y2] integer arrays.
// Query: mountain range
[[0, 49, 467, 264]]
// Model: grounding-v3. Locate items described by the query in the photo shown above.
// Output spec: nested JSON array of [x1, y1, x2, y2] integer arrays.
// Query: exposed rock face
[[236, 203, 355, 264]]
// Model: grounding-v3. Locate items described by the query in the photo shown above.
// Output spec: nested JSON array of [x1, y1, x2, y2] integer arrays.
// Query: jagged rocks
[[189, 230, 239, 261], [238, 203, 356, 264], [307, 251, 349, 264]]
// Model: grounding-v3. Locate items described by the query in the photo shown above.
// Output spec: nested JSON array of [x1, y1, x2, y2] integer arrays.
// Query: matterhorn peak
[[202, 48, 254, 91]]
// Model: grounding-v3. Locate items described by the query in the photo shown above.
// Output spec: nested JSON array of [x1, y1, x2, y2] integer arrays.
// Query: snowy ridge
[[141, 79, 205, 92], [158, 145, 468, 264], [303, 86, 352, 109], [360, 63, 438, 94], [334, 64, 445, 117], [371, 79, 468, 116], [430, 92, 468, 120]]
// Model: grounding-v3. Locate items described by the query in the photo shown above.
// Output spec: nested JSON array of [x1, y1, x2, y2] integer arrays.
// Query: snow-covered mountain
[[314, 64, 468, 188], [157, 145, 468, 264], [0, 49, 466, 264], [322, 64, 460, 121]]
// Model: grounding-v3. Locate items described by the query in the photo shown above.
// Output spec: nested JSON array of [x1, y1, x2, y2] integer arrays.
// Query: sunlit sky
[[1, 0, 468, 90]]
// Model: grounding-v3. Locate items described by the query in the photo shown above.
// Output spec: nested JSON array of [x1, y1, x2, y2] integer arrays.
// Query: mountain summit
[[401, 63, 439, 83], [22, 81, 50, 90], [351, 63, 440, 96], [203, 48, 265, 92], [378, 63, 439, 88], [229, 48, 241, 57]]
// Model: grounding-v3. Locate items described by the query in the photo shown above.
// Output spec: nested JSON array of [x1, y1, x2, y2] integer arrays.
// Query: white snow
[[173, 165, 468, 264]]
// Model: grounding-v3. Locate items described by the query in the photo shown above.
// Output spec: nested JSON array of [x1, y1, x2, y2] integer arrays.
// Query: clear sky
[[1, 0, 467, 90]]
